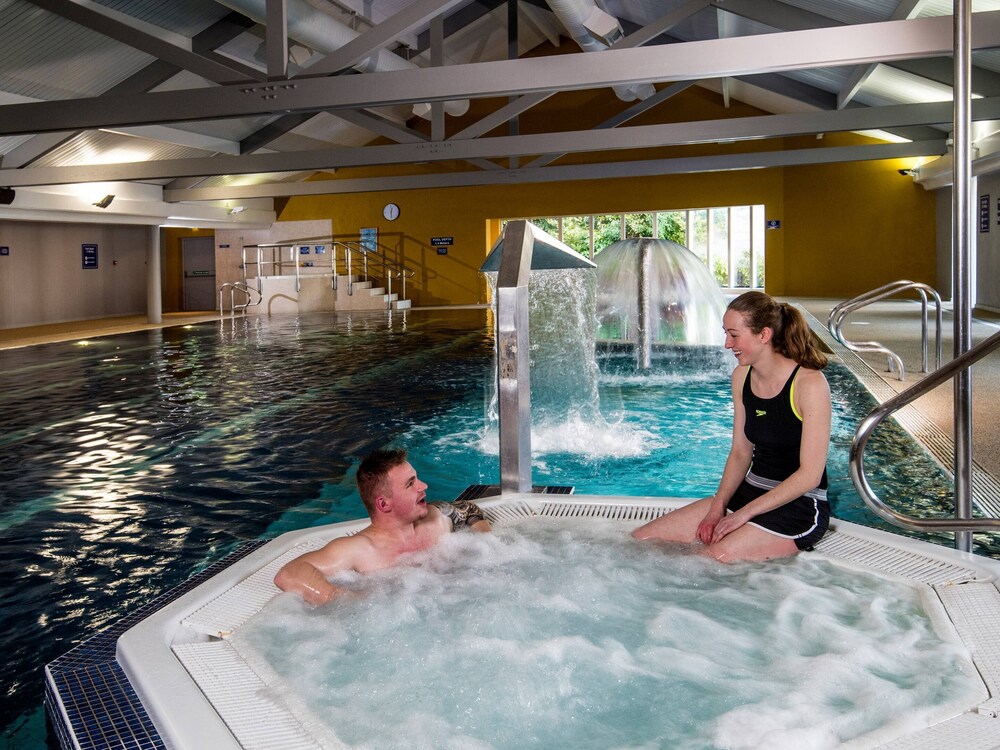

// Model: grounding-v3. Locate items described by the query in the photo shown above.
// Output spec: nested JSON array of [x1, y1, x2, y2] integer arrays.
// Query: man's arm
[[273, 536, 368, 606], [432, 500, 492, 532]]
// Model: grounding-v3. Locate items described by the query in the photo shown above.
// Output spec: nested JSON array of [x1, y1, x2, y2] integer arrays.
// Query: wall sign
[[360, 227, 378, 253], [82, 243, 98, 269], [299, 245, 311, 254], [436, 247, 448, 255], [766, 219, 781, 230], [0, 246, 8, 256], [980, 194, 990, 233], [431, 236, 453, 246], [314, 245, 327, 254]]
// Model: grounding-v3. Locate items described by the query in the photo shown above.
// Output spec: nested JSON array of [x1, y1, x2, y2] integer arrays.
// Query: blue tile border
[[45, 540, 268, 750]]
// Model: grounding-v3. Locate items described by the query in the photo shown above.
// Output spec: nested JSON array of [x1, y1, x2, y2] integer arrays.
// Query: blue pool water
[[0, 308, 974, 748]]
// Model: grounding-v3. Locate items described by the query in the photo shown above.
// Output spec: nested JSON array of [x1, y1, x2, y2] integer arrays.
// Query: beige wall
[[0, 220, 149, 329]]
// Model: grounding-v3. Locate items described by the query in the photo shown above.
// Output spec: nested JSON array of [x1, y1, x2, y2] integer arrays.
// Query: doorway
[[182, 236, 216, 311]]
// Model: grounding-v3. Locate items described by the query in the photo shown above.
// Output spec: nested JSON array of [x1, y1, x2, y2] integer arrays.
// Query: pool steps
[[46, 494, 1000, 750]]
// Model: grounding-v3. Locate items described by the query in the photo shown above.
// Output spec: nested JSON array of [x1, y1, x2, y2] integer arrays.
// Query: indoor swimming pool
[[0, 308, 981, 748]]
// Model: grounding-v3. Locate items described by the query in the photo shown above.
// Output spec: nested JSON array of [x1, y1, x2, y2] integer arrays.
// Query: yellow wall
[[277, 91, 937, 305], [781, 134, 937, 297], [278, 169, 788, 306]]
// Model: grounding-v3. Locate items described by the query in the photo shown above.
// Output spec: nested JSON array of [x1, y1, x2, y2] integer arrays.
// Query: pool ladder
[[218, 281, 261, 316], [850, 327, 1000, 545], [828, 280, 943, 381]]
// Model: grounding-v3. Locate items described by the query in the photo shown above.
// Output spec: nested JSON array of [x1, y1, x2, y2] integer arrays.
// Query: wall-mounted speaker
[[0, 187, 14, 205]]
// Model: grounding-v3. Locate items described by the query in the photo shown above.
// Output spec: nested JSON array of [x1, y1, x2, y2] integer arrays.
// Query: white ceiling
[[0, 0, 999, 226]]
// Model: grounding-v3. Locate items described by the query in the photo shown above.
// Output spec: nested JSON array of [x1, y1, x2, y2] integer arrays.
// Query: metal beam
[[525, 81, 696, 168], [266, 0, 288, 80], [449, 93, 555, 141], [160, 140, 947, 201], [3, 97, 992, 186], [615, 0, 712, 49], [4, 12, 999, 136], [101, 125, 241, 155], [25, 0, 260, 84], [838, 0, 930, 109], [296, 0, 470, 78], [333, 109, 430, 143], [710, 0, 840, 32]]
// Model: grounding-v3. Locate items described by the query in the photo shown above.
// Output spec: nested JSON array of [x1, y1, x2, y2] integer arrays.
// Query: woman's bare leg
[[631, 497, 716, 544], [705, 523, 798, 562]]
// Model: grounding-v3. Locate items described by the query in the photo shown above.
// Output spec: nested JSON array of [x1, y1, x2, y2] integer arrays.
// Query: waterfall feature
[[595, 238, 726, 366]]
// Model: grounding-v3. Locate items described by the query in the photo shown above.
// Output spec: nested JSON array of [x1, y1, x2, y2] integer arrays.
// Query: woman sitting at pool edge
[[633, 291, 831, 562]]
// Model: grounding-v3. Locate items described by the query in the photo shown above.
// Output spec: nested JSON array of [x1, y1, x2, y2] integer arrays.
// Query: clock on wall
[[383, 203, 400, 221]]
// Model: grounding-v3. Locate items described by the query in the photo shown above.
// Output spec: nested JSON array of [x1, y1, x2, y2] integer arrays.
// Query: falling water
[[595, 238, 726, 347], [484, 269, 601, 427]]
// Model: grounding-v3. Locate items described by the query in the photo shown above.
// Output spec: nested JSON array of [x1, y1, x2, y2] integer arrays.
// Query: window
[[506, 205, 766, 289]]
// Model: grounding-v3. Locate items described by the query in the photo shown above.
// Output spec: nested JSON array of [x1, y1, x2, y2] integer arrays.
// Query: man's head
[[356, 448, 428, 522]]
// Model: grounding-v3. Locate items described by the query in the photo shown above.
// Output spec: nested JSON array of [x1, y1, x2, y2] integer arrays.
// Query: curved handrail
[[828, 280, 943, 380], [218, 282, 261, 316], [849, 328, 1000, 532]]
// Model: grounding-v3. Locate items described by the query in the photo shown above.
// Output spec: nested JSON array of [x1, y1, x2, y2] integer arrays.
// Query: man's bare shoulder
[[301, 530, 378, 572]]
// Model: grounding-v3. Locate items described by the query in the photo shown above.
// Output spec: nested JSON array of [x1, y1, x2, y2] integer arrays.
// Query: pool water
[[238, 519, 981, 750], [0, 309, 976, 748]]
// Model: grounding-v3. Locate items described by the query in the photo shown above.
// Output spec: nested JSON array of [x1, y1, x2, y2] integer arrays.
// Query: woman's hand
[[696, 500, 724, 545], [710, 510, 749, 544]]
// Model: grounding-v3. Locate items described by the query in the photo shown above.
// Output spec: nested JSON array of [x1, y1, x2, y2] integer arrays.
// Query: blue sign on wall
[[360, 227, 378, 252], [82, 243, 98, 269], [766, 219, 781, 230], [0, 246, 9, 256], [299, 245, 311, 254]]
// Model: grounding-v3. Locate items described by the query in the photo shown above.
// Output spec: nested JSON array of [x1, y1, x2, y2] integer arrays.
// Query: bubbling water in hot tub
[[235, 520, 980, 750]]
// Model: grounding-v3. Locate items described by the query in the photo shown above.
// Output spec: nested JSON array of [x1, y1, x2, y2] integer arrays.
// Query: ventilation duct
[[216, 0, 469, 118], [545, 0, 655, 102]]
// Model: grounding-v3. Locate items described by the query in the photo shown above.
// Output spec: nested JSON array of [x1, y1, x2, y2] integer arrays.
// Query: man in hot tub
[[274, 448, 492, 605]]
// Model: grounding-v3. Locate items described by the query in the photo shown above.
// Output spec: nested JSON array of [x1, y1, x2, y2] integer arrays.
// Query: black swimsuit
[[727, 365, 829, 550]]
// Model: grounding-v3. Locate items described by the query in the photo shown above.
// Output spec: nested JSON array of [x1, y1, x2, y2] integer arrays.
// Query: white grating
[[483, 500, 537, 523], [813, 529, 986, 585], [872, 711, 1000, 750], [182, 539, 327, 638], [936, 582, 1000, 716], [172, 641, 333, 750], [537, 501, 667, 523]]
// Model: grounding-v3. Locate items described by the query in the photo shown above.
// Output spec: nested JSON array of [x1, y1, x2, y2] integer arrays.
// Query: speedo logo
[[755, 409, 767, 417]]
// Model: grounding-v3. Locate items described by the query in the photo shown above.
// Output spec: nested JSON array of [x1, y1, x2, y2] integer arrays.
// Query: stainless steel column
[[497, 220, 535, 493], [637, 238, 653, 370], [952, 0, 974, 553]]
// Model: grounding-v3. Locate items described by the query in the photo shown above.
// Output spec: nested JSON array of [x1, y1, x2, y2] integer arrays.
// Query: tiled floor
[[0, 312, 220, 350]]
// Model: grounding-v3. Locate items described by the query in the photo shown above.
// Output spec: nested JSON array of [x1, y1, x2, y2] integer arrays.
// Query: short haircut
[[356, 448, 408, 515]]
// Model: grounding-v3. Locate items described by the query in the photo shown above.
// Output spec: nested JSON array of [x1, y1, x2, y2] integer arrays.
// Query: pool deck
[[797, 298, 1000, 483]]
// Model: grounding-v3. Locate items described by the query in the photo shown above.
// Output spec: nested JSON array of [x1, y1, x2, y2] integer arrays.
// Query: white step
[[392, 299, 411, 310]]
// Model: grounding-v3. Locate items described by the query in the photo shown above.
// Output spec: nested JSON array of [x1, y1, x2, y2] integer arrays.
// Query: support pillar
[[147, 226, 162, 324]]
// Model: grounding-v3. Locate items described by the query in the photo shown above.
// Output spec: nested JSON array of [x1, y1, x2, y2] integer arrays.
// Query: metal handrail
[[241, 235, 415, 307], [828, 280, 943, 381], [218, 281, 261, 316], [850, 328, 1000, 533]]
